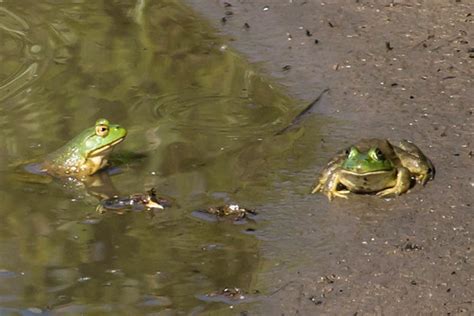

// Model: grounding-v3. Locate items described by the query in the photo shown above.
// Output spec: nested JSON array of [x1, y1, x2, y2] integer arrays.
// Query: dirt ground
[[187, 0, 473, 314]]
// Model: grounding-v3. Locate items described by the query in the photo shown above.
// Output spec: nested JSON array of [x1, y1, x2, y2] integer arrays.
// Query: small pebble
[[30, 45, 42, 53]]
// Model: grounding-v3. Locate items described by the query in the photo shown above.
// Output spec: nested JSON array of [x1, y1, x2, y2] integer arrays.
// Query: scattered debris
[[309, 296, 323, 305], [400, 240, 423, 251], [96, 188, 171, 214], [206, 204, 256, 219], [193, 204, 257, 223]]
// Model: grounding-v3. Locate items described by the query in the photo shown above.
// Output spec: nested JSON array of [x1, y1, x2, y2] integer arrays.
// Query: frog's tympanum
[[41, 119, 127, 178], [312, 139, 434, 200]]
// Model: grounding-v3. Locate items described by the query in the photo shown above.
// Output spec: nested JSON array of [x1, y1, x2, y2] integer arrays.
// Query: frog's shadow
[[108, 150, 148, 168]]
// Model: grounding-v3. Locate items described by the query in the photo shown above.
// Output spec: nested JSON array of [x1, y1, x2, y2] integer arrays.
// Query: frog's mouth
[[341, 169, 393, 176], [88, 137, 125, 157]]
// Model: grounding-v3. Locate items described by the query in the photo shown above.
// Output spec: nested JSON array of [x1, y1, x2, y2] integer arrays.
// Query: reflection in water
[[0, 0, 323, 314]]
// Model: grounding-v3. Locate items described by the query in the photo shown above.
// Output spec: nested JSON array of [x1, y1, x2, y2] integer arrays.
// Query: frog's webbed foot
[[311, 183, 323, 194], [376, 167, 411, 197], [416, 173, 429, 186], [416, 163, 435, 185], [326, 189, 350, 201], [376, 187, 400, 198]]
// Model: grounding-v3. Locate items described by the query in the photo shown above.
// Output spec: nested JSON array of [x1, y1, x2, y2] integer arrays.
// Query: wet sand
[[187, 0, 473, 314]]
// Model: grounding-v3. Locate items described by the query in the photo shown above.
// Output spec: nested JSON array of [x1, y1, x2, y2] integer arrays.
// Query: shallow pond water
[[0, 0, 337, 314]]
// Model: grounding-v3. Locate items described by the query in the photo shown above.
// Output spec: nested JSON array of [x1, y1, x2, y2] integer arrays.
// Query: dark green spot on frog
[[41, 118, 127, 178], [312, 139, 434, 200]]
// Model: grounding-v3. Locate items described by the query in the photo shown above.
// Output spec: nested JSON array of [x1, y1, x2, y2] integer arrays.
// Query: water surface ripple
[[0, 0, 329, 314]]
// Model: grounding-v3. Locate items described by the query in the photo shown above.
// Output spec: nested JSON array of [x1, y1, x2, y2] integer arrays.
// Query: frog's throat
[[340, 169, 393, 176], [88, 137, 125, 157]]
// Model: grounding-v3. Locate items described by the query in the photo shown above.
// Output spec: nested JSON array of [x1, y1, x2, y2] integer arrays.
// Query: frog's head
[[342, 146, 393, 174], [80, 118, 127, 161]]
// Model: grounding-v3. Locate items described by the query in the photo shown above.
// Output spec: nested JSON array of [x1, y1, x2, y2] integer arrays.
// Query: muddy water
[[0, 0, 332, 314]]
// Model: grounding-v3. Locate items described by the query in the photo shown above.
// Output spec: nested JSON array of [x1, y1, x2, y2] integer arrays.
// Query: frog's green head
[[342, 146, 393, 174], [80, 118, 127, 159]]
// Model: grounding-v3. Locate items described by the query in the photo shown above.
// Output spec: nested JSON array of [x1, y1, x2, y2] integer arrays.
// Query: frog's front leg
[[376, 167, 411, 197], [315, 170, 349, 201], [311, 155, 346, 194]]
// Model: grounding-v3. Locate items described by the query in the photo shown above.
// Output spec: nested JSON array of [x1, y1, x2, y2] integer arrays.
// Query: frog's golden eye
[[96, 124, 109, 137], [369, 147, 384, 160], [347, 147, 359, 159], [375, 148, 384, 159]]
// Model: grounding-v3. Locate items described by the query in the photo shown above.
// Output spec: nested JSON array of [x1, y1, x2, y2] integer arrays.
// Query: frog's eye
[[347, 147, 359, 159], [369, 148, 384, 160], [96, 124, 109, 137]]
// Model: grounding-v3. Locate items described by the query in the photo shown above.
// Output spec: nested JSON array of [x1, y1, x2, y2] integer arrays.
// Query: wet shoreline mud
[[186, 1, 473, 314]]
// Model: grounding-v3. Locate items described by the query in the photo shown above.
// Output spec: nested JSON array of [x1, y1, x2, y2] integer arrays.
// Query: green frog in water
[[312, 139, 434, 201], [41, 118, 127, 179]]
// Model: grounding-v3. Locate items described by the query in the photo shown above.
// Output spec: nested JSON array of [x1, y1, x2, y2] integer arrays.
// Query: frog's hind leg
[[376, 167, 411, 197], [398, 140, 435, 184], [398, 140, 426, 159]]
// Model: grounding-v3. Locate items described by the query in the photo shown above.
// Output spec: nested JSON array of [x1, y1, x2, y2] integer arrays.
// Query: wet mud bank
[[186, 0, 473, 314]]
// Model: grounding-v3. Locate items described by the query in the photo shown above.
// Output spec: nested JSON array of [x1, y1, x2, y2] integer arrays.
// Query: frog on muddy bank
[[312, 138, 434, 201]]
